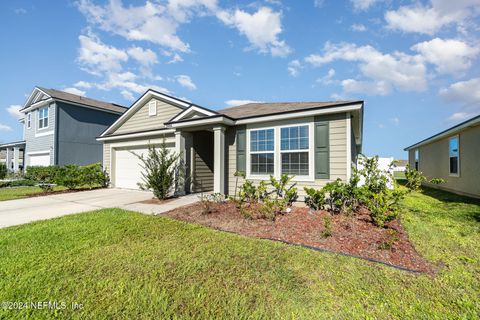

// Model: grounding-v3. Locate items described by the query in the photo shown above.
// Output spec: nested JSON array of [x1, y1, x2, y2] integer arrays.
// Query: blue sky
[[1, 0, 479, 159]]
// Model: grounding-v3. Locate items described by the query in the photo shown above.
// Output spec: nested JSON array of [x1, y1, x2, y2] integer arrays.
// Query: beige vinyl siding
[[192, 131, 214, 192], [103, 143, 111, 176], [113, 98, 183, 135], [227, 113, 348, 199], [408, 125, 480, 198]]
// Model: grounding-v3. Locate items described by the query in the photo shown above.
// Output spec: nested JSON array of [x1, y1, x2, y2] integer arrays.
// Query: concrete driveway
[[0, 188, 200, 229]]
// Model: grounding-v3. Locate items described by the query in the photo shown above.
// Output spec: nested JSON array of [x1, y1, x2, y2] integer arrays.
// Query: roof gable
[[169, 105, 218, 122], [100, 89, 191, 137], [22, 86, 127, 114]]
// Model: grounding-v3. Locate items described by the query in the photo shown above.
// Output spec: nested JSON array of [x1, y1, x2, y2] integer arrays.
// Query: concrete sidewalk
[[0, 188, 199, 229]]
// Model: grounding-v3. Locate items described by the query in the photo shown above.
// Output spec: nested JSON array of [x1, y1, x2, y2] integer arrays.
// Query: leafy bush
[[237, 174, 297, 220], [38, 183, 54, 193], [321, 215, 332, 238], [404, 164, 426, 191], [26, 166, 60, 184], [0, 179, 36, 188], [304, 187, 326, 211], [0, 163, 7, 179], [404, 164, 446, 191], [26, 163, 108, 190], [135, 143, 181, 200]]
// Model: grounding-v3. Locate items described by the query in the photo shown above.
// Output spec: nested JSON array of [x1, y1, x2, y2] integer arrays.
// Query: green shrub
[[26, 166, 60, 184], [404, 164, 426, 191], [0, 163, 7, 179], [135, 142, 181, 200], [321, 215, 332, 238], [269, 174, 298, 206], [304, 187, 326, 211], [0, 179, 36, 188]]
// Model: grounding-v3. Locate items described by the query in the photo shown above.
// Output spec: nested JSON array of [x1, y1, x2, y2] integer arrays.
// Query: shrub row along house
[[97, 89, 364, 198], [405, 114, 480, 199]]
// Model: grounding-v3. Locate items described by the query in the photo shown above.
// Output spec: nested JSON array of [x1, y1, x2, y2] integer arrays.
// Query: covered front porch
[[175, 125, 227, 195], [0, 141, 26, 173]]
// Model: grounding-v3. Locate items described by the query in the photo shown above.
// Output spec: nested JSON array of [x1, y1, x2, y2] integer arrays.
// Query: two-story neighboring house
[[16, 87, 127, 168]]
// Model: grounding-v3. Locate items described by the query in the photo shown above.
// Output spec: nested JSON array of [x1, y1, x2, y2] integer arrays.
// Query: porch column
[[175, 130, 186, 195], [5, 148, 12, 172], [13, 147, 20, 172], [213, 126, 225, 194]]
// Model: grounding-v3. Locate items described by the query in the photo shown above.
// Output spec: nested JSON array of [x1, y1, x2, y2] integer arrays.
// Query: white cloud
[[385, 0, 480, 35], [74, 81, 93, 89], [305, 42, 427, 94], [120, 90, 135, 101], [218, 7, 291, 57], [77, 0, 190, 52], [175, 75, 197, 90], [351, 23, 367, 32], [167, 53, 184, 64], [350, 0, 379, 11], [440, 78, 480, 121], [314, 0, 324, 8], [225, 99, 264, 107], [316, 68, 336, 85], [127, 46, 158, 66], [341, 79, 391, 96], [78, 33, 128, 75], [63, 87, 86, 96], [411, 38, 479, 75], [287, 59, 302, 77], [440, 77, 480, 106], [14, 8, 27, 15], [6, 105, 23, 120], [0, 124, 12, 131]]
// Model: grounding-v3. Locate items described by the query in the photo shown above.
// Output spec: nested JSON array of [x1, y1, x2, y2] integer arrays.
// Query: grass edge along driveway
[[0, 187, 479, 319]]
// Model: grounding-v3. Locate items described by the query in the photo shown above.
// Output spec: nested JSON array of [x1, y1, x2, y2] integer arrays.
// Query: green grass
[[0, 188, 479, 319], [0, 186, 67, 201]]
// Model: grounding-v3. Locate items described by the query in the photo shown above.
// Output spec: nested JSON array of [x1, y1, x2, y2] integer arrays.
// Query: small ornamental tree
[[135, 142, 180, 200], [0, 163, 7, 179]]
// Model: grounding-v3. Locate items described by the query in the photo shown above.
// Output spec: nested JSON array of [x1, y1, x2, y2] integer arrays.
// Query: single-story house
[[404, 114, 480, 199], [4, 87, 127, 169], [0, 141, 25, 173], [392, 159, 408, 172], [97, 90, 364, 198]]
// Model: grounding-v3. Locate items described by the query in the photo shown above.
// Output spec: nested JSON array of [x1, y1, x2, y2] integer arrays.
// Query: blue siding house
[[17, 87, 127, 168]]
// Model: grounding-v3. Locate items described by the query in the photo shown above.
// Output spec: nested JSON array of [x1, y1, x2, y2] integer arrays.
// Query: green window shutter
[[236, 126, 246, 173], [314, 121, 329, 179]]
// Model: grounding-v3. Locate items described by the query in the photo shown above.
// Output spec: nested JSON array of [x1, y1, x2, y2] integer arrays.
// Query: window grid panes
[[280, 125, 309, 176], [250, 129, 274, 152], [250, 129, 274, 175], [449, 137, 459, 174], [281, 152, 309, 176], [27, 113, 31, 128], [250, 153, 274, 175], [38, 107, 48, 129], [281, 125, 308, 151]]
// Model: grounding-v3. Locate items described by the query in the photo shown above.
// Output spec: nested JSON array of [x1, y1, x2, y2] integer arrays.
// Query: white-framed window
[[414, 149, 419, 171], [246, 122, 314, 181], [280, 125, 309, 176], [27, 112, 31, 129], [449, 136, 459, 176], [249, 128, 274, 175], [38, 106, 49, 129], [148, 100, 157, 116]]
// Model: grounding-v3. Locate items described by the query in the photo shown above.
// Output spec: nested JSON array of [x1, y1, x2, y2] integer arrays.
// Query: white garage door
[[114, 147, 148, 189], [28, 153, 50, 166]]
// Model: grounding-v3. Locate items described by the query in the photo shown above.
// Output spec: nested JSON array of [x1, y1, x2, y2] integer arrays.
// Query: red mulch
[[163, 202, 434, 273], [138, 197, 176, 205]]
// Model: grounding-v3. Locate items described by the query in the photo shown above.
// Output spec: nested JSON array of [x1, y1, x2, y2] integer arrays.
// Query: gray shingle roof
[[36, 87, 127, 114], [217, 101, 362, 119]]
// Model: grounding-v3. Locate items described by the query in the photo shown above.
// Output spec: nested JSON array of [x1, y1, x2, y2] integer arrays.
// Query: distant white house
[[392, 159, 408, 172], [357, 156, 395, 189]]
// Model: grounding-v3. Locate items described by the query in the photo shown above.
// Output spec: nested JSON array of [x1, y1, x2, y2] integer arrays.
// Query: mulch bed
[[163, 202, 434, 273]]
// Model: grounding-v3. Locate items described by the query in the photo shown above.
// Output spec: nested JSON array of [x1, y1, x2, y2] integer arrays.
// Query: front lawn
[[0, 186, 67, 201], [0, 188, 478, 318]]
